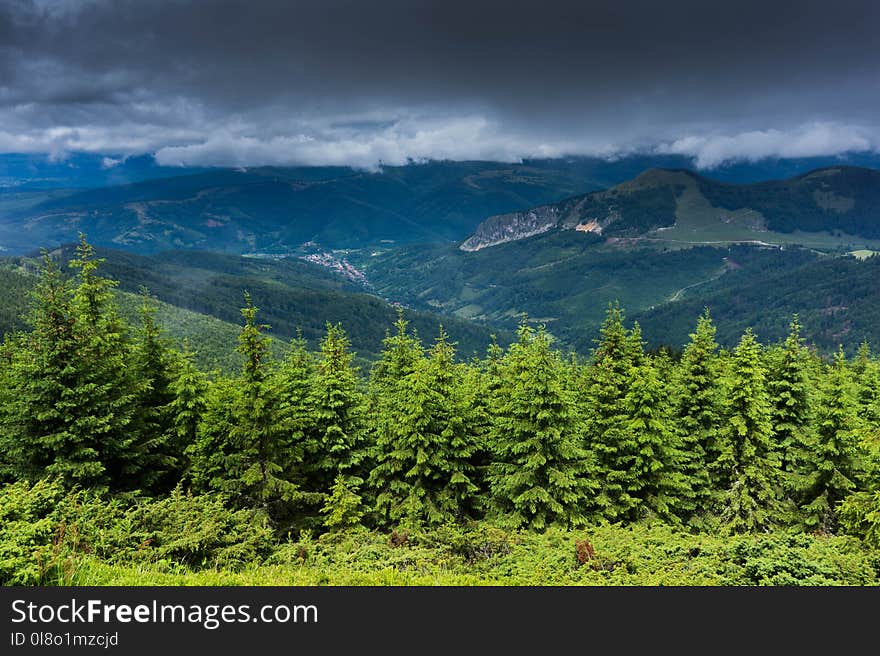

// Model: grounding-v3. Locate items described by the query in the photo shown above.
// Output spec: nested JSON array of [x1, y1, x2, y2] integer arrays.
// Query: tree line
[[2, 236, 879, 544]]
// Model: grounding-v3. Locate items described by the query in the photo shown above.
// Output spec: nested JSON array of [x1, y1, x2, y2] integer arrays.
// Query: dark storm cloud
[[1, 0, 878, 167]]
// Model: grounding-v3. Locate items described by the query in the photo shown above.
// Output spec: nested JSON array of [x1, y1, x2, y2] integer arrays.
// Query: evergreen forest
[[3, 237, 880, 586]]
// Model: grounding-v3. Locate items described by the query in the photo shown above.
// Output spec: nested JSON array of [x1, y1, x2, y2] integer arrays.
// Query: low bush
[[0, 479, 276, 584]]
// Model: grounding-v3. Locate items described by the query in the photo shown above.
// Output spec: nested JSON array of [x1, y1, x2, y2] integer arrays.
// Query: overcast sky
[[1, 0, 878, 169]]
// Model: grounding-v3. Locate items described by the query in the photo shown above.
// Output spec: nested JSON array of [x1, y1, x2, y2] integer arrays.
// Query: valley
[[352, 164, 880, 353], [0, 246, 512, 370], [2, 158, 880, 358]]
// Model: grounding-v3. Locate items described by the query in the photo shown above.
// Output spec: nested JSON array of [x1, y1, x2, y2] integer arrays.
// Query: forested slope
[[3, 239, 880, 585], [1, 246, 512, 365], [636, 252, 880, 352]]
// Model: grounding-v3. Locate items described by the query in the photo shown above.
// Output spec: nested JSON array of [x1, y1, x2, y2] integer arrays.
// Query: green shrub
[[1, 479, 276, 584], [718, 533, 877, 585], [0, 479, 73, 585], [119, 487, 276, 570], [839, 490, 880, 548]]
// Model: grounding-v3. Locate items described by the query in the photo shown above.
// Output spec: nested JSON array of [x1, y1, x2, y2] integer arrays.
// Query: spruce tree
[[592, 302, 632, 368], [274, 331, 315, 488], [800, 347, 864, 532], [488, 323, 596, 530], [470, 335, 505, 442], [854, 341, 880, 429], [624, 360, 691, 521], [67, 235, 139, 490], [370, 328, 479, 525], [625, 321, 646, 368], [583, 303, 640, 521], [188, 295, 309, 528], [368, 309, 424, 397], [766, 316, 812, 477], [231, 294, 303, 516], [304, 323, 365, 495], [130, 289, 181, 493], [0, 240, 138, 491], [364, 311, 424, 516], [458, 338, 502, 499], [0, 254, 93, 486], [716, 329, 782, 532], [0, 335, 16, 482], [167, 340, 207, 478], [855, 344, 880, 482], [672, 310, 721, 515], [321, 475, 365, 531], [186, 376, 240, 493]]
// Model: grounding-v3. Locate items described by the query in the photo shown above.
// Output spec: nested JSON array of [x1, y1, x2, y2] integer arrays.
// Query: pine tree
[[766, 316, 812, 477], [370, 328, 479, 526], [800, 347, 864, 532], [716, 329, 783, 532], [304, 323, 365, 495], [488, 323, 597, 530], [672, 310, 721, 515]]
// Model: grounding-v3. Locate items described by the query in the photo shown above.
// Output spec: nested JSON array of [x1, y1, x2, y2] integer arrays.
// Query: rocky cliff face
[[460, 169, 687, 251], [459, 204, 562, 251]]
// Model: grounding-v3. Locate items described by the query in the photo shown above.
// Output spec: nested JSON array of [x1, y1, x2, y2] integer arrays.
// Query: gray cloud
[[1, 0, 878, 168]]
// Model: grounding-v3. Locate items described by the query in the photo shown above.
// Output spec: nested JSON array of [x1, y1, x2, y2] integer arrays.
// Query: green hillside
[[634, 251, 880, 352], [0, 263, 281, 372], [356, 232, 830, 352], [694, 166, 880, 237], [1, 247, 512, 365]]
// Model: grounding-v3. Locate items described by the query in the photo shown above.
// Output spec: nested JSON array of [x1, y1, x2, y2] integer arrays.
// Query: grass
[[53, 524, 880, 587]]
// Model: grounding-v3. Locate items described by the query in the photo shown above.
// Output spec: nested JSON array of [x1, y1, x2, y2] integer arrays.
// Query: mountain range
[[3, 153, 880, 256], [2, 154, 880, 356], [462, 166, 880, 250], [358, 164, 880, 353]]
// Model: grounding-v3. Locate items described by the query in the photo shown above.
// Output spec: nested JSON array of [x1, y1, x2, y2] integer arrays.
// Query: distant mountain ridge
[[5, 154, 880, 256], [0, 153, 212, 190], [461, 166, 880, 250], [0, 159, 623, 254]]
